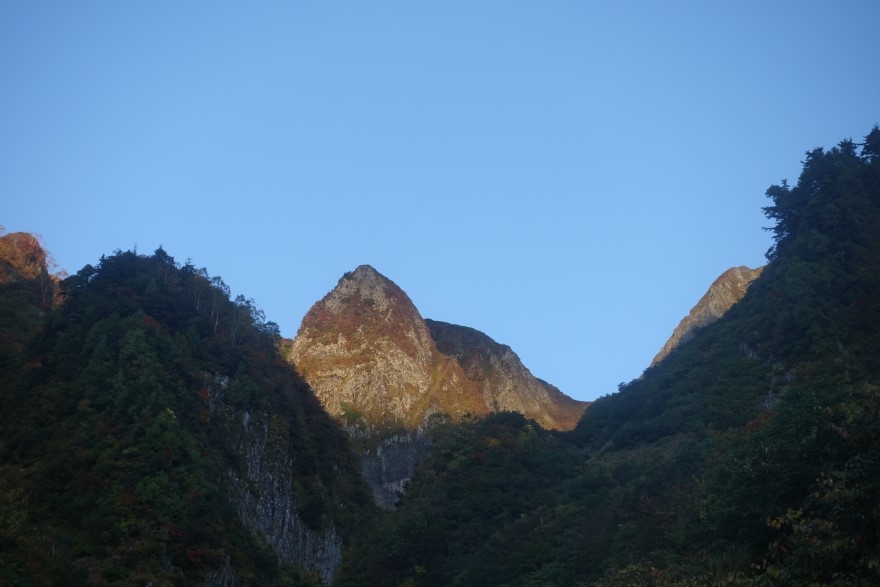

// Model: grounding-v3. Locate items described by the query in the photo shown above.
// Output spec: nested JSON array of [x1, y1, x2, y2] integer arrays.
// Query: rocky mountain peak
[[289, 266, 587, 431], [324, 264, 399, 314], [290, 266, 485, 428], [296, 265, 431, 364], [649, 265, 764, 368]]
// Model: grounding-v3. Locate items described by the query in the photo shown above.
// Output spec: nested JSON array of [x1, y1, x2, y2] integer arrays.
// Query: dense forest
[[1, 127, 878, 585]]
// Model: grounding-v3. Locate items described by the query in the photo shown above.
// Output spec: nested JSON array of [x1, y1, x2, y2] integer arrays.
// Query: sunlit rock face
[[289, 265, 487, 429], [650, 265, 764, 368], [289, 265, 587, 431]]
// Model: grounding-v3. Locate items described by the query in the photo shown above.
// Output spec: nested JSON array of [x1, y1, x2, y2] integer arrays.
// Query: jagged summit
[[289, 266, 587, 431], [649, 265, 764, 368], [312, 265, 402, 313], [350, 264, 381, 276], [300, 265, 416, 328]]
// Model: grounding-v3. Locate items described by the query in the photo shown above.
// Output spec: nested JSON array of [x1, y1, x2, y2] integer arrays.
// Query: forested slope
[[0, 249, 373, 585]]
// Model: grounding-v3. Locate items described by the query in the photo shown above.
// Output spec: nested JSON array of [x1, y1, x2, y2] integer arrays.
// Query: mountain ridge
[[425, 318, 588, 431]]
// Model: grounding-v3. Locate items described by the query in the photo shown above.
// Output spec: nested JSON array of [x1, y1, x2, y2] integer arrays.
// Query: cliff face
[[649, 265, 764, 368], [204, 373, 342, 585], [358, 431, 431, 509], [289, 265, 586, 431]]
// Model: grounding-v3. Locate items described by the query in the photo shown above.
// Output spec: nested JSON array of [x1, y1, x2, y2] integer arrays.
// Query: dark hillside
[[0, 248, 373, 585], [564, 128, 880, 583]]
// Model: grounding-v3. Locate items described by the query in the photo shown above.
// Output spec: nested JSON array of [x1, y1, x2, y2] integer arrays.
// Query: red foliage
[[141, 314, 164, 331], [186, 546, 207, 565]]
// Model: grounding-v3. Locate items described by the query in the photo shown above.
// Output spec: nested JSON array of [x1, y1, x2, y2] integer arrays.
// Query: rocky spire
[[289, 265, 486, 429]]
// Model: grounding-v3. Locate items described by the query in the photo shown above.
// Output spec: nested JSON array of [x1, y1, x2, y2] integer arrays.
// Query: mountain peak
[[290, 266, 479, 427], [289, 267, 587, 431], [349, 264, 381, 277], [341, 264, 386, 290], [337, 264, 404, 304], [299, 264, 417, 335]]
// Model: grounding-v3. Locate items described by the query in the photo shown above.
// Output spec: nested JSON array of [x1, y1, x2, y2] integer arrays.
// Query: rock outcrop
[[650, 265, 764, 368], [289, 265, 586, 431], [0, 231, 50, 283], [0, 231, 60, 364], [289, 265, 489, 429], [0, 231, 58, 308]]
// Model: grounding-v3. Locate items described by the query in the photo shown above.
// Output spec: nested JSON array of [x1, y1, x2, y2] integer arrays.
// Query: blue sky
[[3, 2, 878, 401]]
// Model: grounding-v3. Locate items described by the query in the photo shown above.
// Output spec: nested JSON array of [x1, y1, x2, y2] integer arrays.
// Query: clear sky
[[2, 2, 878, 401]]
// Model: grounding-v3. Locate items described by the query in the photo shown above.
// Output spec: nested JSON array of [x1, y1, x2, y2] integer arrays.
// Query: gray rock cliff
[[358, 430, 431, 509], [205, 373, 343, 585]]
